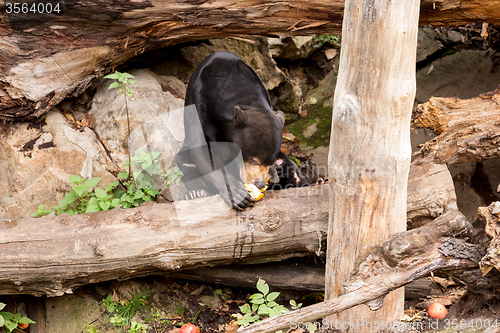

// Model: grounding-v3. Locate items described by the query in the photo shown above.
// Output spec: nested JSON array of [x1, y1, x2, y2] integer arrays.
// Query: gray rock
[[274, 76, 304, 115], [309, 146, 329, 178], [45, 294, 105, 333], [0, 110, 116, 218], [416, 26, 444, 63], [268, 36, 318, 60], [90, 68, 185, 169], [180, 38, 285, 90]]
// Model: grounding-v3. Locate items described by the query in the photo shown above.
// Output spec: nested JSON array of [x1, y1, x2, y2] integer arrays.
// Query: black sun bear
[[176, 51, 310, 210]]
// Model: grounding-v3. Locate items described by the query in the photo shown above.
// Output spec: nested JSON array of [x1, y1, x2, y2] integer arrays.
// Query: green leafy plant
[[32, 148, 185, 216], [102, 292, 149, 333], [105, 71, 137, 99], [32, 176, 120, 217], [314, 35, 340, 48], [164, 165, 183, 188], [32, 204, 54, 217], [0, 303, 35, 333], [128, 321, 147, 333], [234, 278, 300, 331], [115, 150, 163, 209], [85, 324, 99, 333], [105, 71, 137, 178]]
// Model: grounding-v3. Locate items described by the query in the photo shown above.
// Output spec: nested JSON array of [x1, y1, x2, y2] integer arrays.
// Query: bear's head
[[231, 105, 285, 189]]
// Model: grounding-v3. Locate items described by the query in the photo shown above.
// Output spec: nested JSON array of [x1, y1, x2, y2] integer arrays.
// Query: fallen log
[[0, 152, 457, 297], [0, 185, 329, 297], [479, 201, 500, 275], [2, 0, 500, 121], [171, 260, 464, 301], [407, 155, 458, 229], [413, 90, 500, 164], [238, 211, 476, 333]]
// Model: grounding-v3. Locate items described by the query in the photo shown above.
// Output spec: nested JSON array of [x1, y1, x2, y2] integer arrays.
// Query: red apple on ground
[[428, 302, 447, 319], [180, 323, 200, 333]]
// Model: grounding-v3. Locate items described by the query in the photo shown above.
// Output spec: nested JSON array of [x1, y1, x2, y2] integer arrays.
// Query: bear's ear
[[233, 106, 248, 128], [275, 110, 285, 127]]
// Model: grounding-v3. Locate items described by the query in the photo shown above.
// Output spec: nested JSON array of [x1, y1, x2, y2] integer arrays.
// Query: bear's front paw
[[314, 176, 329, 185], [222, 181, 254, 210]]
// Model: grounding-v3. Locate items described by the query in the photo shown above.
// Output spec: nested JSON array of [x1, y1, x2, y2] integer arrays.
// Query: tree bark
[[324, 0, 419, 330], [2, 0, 500, 121], [413, 91, 500, 164], [407, 155, 458, 229]]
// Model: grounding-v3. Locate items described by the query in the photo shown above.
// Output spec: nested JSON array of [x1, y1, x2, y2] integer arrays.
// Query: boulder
[[0, 110, 117, 218], [268, 36, 318, 60], [416, 26, 444, 63], [179, 38, 285, 90], [89, 68, 185, 169]]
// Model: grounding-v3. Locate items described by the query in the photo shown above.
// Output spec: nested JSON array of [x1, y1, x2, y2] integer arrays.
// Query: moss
[[287, 101, 332, 148]]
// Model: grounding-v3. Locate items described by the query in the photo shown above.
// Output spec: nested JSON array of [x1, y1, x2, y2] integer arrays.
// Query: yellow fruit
[[244, 183, 264, 201]]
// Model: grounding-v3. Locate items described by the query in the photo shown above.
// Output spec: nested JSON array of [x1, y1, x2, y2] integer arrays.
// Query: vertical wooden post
[[325, 0, 420, 331]]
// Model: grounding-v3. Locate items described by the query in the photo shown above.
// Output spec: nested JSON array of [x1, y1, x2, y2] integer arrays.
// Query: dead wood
[[171, 262, 463, 300], [0, 153, 460, 297], [2, 0, 500, 121], [0, 185, 329, 297], [413, 90, 500, 164], [407, 155, 458, 228], [238, 211, 476, 333], [478, 201, 500, 275]]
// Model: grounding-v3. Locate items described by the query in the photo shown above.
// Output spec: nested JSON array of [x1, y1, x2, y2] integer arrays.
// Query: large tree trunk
[[2, 0, 500, 121], [324, 0, 419, 330]]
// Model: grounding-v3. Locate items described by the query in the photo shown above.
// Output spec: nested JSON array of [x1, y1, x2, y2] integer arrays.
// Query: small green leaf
[[256, 278, 269, 295], [266, 291, 280, 302], [95, 188, 107, 199], [18, 317, 36, 324], [249, 293, 264, 301], [257, 304, 270, 316], [267, 301, 279, 308], [99, 201, 111, 211], [0, 311, 13, 320], [0, 303, 6, 311], [59, 191, 77, 206], [72, 184, 86, 197], [118, 171, 129, 179], [85, 198, 100, 213], [427, 64, 434, 76], [108, 82, 120, 90], [69, 175, 84, 184], [5, 319, 17, 332], [82, 177, 101, 189], [104, 72, 121, 80], [0, 315, 4, 326], [239, 304, 250, 314]]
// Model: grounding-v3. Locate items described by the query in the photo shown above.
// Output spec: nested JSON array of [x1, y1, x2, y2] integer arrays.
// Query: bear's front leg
[[188, 145, 253, 210]]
